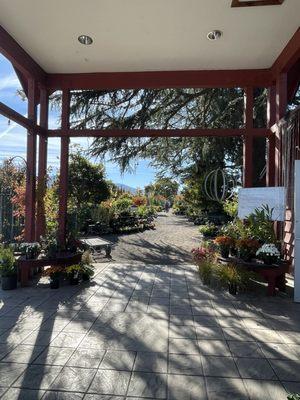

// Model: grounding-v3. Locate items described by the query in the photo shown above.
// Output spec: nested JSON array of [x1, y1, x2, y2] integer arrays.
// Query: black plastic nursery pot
[[228, 283, 237, 296], [1, 275, 17, 290], [220, 248, 230, 258], [82, 273, 90, 282], [69, 274, 79, 285], [50, 278, 60, 289]]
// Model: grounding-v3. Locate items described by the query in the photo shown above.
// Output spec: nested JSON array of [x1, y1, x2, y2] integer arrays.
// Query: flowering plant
[[191, 247, 215, 263], [214, 236, 234, 258], [214, 236, 234, 247], [256, 243, 280, 265], [236, 238, 260, 261]]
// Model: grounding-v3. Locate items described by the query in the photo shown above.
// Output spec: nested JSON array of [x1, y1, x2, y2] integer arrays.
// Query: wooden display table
[[78, 236, 113, 258], [218, 257, 290, 296], [17, 252, 82, 287]]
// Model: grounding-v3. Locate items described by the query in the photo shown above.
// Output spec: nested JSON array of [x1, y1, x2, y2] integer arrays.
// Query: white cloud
[[0, 73, 21, 91]]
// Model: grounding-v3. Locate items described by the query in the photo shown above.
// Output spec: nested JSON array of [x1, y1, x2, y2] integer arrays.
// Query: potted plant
[[66, 264, 81, 285], [0, 246, 17, 290], [41, 234, 59, 259], [20, 242, 41, 259], [191, 246, 215, 265], [80, 251, 95, 281], [42, 266, 63, 289], [256, 243, 281, 265], [217, 264, 241, 295], [236, 238, 260, 262], [198, 260, 215, 286], [214, 236, 234, 258]]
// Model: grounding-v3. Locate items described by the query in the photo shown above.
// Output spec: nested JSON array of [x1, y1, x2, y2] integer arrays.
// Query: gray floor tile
[[202, 356, 239, 377], [67, 348, 105, 368], [85, 396, 124, 400], [33, 347, 75, 366], [205, 377, 248, 400], [133, 352, 167, 373], [50, 366, 96, 392], [99, 350, 135, 371], [235, 358, 277, 380], [282, 381, 300, 396], [13, 365, 62, 390], [228, 341, 265, 358], [243, 379, 287, 400], [89, 369, 131, 396], [168, 353, 203, 375], [42, 391, 84, 399], [127, 372, 167, 399], [222, 328, 255, 342], [198, 340, 231, 356], [0, 362, 27, 387], [167, 374, 207, 400], [169, 338, 200, 354], [196, 326, 224, 340], [259, 342, 298, 360], [270, 359, 300, 382], [2, 344, 46, 364], [49, 332, 85, 348], [0, 388, 45, 400]]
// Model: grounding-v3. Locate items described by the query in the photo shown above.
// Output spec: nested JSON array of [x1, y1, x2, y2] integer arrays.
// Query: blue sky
[[0, 54, 157, 189]]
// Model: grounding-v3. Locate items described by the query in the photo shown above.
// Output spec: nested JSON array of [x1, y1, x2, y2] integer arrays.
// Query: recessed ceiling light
[[207, 30, 223, 41], [78, 35, 93, 45]]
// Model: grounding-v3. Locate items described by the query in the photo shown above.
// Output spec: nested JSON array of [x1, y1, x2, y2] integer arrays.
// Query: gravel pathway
[[104, 212, 201, 264]]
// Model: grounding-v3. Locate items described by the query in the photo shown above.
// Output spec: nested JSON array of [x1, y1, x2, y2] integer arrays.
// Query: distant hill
[[116, 183, 137, 194]]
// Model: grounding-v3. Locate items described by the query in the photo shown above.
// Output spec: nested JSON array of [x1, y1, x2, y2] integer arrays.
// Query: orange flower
[[214, 236, 234, 247]]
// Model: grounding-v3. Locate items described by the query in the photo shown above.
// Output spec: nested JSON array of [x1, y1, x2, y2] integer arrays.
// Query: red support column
[[24, 78, 37, 242], [275, 73, 288, 186], [243, 87, 254, 188], [36, 87, 49, 240], [57, 90, 70, 247], [266, 86, 276, 187]]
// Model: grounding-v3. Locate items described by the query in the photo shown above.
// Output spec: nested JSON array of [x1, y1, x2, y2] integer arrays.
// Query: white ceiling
[[0, 0, 299, 73]]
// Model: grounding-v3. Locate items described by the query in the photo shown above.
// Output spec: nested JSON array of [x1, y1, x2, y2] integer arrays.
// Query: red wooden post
[[36, 87, 49, 240], [266, 86, 276, 186], [243, 87, 254, 188], [275, 73, 287, 186], [57, 90, 70, 247], [24, 78, 37, 242]]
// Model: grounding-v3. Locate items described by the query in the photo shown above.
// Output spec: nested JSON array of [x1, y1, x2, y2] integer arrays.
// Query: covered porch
[[0, 0, 300, 398]]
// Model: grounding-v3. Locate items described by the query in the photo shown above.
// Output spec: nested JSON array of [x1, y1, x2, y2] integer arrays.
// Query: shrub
[[42, 266, 63, 279], [199, 223, 219, 238], [111, 197, 132, 214], [0, 246, 16, 277], [198, 261, 215, 285], [223, 196, 238, 219], [214, 236, 234, 248], [132, 196, 147, 207], [246, 205, 276, 243]]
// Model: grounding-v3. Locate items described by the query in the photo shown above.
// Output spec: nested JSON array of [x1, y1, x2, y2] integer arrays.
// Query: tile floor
[[0, 262, 300, 399]]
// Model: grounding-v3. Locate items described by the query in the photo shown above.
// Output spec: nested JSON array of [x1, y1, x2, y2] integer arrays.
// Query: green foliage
[[246, 205, 276, 243], [199, 223, 219, 238], [145, 178, 178, 201], [223, 196, 238, 218], [0, 246, 16, 277], [287, 394, 300, 400], [216, 264, 256, 289], [68, 148, 110, 206], [198, 261, 215, 285], [111, 197, 132, 214]]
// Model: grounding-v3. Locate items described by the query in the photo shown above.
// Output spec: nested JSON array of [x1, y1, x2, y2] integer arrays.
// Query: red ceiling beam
[[271, 28, 300, 76], [48, 127, 270, 138], [46, 69, 274, 90], [0, 101, 46, 135], [0, 25, 46, 84]]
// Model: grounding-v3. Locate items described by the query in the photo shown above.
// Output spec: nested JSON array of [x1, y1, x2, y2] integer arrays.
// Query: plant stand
[[218, 256, 290, 296]]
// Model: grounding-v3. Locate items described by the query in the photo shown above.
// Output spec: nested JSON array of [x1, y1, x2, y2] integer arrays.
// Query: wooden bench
[[17, 253, 82, 287], [219, 257, 290, 296]]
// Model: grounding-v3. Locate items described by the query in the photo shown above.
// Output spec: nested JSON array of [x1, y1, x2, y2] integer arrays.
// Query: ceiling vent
[[231, 0, 284, 7]]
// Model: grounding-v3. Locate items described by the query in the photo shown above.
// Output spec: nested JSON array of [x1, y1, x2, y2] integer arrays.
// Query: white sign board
[[238, 187, 286, 221]]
